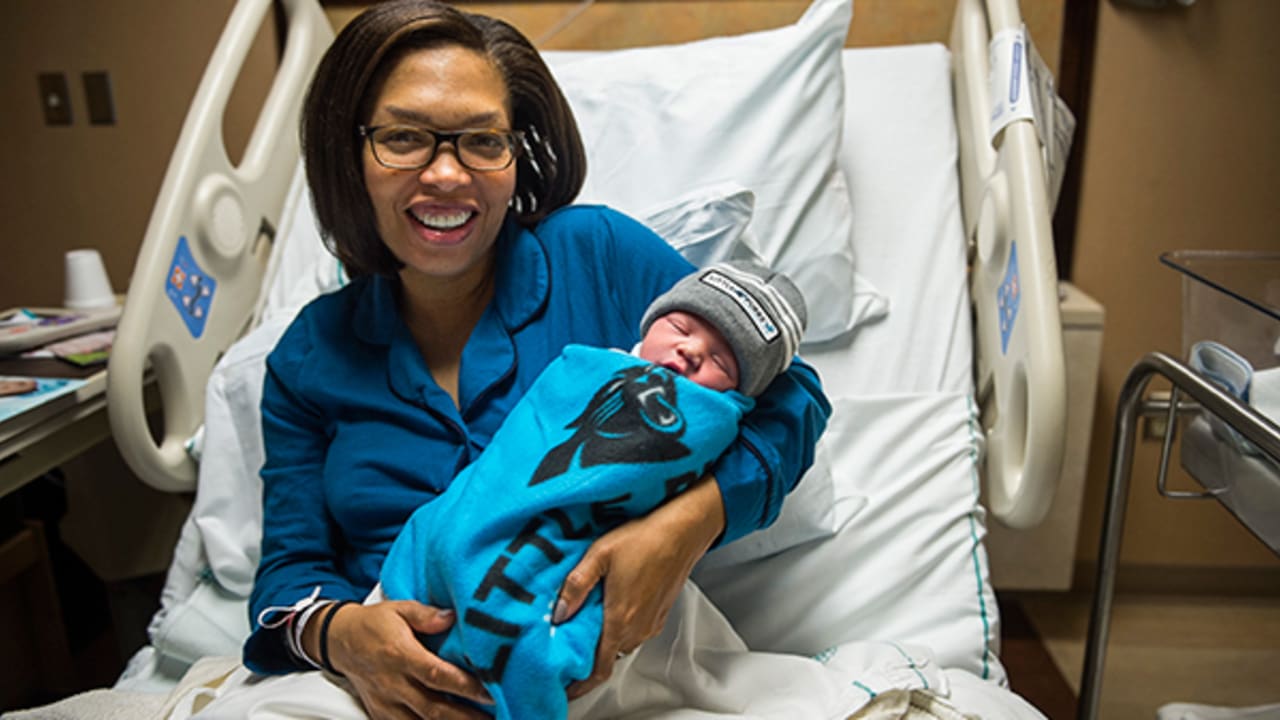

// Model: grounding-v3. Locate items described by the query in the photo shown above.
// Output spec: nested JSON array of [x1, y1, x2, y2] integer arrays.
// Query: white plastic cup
[[63, 248, 116, 310]]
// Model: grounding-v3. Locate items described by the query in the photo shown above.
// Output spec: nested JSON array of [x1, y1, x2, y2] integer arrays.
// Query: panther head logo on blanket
[[530, 364, 691, 486]]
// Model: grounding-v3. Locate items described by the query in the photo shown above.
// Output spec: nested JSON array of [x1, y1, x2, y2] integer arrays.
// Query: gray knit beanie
[[641, 261, 807, 397]]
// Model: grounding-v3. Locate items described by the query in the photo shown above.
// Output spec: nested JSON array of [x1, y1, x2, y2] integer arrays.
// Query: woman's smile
[[409, 206, 474, 232], [406, 203, 479, 245]]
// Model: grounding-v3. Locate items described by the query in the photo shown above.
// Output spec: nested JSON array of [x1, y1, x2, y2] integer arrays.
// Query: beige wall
[[0, 0, 276, 311], [1071, 0, 1280, 586]]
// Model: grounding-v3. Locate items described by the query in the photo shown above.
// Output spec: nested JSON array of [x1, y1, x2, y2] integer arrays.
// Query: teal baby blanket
[[379, 344, 752, 718]]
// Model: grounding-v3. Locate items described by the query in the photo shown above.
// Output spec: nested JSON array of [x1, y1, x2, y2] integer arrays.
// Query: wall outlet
[[37, 72, 72, 126]]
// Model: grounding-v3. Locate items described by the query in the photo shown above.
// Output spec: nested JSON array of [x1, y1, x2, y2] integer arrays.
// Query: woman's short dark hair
[[301, 0, 587, 277]]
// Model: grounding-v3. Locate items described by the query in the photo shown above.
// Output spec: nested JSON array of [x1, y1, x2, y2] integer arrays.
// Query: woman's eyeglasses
[[359, 125, 524, 172]]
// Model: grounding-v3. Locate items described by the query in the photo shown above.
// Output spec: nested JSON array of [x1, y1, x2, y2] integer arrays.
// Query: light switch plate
[[37, 72, 72, 126]]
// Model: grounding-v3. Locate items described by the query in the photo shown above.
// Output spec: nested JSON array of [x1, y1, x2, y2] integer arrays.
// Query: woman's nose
[[417, 146, 470, 190]]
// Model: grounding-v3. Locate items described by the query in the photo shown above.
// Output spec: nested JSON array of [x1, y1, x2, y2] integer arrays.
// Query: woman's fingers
[[561, 529, 656, 700], [365, 690, 491, 720], [358, 676, 490, 720], [332, 601, 493, 714], [407, 653, 494, 708], [401, 686, 493, 720], [395, 603, 494, 706], [564, 578, 632, 699], [400, 601, 458, 636], [553, 542, 609, 625]]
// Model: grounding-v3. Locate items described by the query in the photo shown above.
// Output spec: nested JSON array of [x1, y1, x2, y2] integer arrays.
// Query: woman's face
[[362, 45, 517, 287]]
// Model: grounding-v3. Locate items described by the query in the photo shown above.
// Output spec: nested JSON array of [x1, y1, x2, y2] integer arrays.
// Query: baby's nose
[[679, 340, 705, 364]]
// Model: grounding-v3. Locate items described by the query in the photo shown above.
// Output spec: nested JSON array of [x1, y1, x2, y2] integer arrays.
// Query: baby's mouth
[[660, 360, 687, 376]]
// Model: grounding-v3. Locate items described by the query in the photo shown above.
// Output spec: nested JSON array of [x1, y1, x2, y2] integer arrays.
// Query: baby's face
[[639, 311, 740, 392]]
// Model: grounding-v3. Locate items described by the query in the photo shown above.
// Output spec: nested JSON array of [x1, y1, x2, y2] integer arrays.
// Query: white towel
[[1188, 341, 1279, 459], [1158, 701, 1280, 720]]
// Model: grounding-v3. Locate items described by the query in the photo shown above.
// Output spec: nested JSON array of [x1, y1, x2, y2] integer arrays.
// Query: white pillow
[[543, 0, 887, 345], [635, 182, 762, 268]]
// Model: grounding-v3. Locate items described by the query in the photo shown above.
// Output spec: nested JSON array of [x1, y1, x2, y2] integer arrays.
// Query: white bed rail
[[107, 0, 333, 492], [951, 0, 1068, 528]]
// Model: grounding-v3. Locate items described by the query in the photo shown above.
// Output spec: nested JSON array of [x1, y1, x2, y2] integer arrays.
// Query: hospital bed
[[16, 0, 1069, 717]]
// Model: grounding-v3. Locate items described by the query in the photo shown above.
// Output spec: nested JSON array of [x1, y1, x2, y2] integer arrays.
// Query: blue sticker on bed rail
[[165, 236, 216, 338], [998, 241, 1020, 355]]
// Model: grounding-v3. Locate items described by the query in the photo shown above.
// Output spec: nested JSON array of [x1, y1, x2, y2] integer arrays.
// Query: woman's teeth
[[412, 209, 472, 230]]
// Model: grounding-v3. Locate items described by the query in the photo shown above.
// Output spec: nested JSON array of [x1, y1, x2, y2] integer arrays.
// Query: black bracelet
[[319, 600, 353, 676]]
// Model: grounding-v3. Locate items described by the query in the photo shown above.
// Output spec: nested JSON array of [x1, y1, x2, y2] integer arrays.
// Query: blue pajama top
[[244, 205, 831, 673]]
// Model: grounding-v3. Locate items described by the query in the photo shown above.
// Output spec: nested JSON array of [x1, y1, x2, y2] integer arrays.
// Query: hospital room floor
[[1004, 590, 1280, 719]]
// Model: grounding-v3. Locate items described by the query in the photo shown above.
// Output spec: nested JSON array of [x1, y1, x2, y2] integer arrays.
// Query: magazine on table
[[0, 375, 90, 443]]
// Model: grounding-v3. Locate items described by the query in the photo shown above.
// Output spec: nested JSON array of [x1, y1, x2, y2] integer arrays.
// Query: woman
[[246, 1, 830, 718]]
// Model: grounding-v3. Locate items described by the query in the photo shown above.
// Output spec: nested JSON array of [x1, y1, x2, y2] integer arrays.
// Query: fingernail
[[439, 608, 455, 620], [552, 599, 568, 625]]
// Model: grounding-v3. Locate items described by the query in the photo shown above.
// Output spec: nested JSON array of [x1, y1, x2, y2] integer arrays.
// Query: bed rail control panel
[[165, 237, 218, 339]]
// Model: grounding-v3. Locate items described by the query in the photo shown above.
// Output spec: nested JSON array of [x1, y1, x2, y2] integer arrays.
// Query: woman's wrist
[[318, 600, 354, 675], [660, 474, 726, 555], [300, 600, 350, 672], [291, 600, 332, 670]]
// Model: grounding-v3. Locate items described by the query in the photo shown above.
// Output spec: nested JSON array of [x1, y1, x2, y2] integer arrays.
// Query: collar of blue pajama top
[[351, 218, 551, 416]]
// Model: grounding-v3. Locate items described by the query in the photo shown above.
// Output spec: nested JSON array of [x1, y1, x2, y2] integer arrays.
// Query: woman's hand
[[308, 601, 493, 720], [555, 476, 726, 699]]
